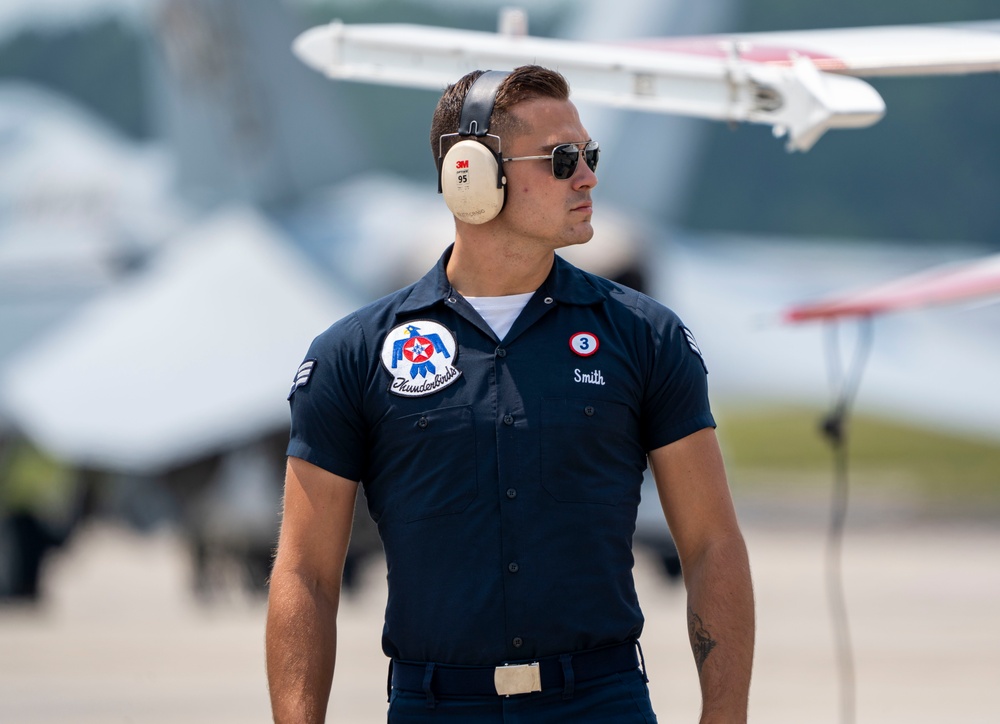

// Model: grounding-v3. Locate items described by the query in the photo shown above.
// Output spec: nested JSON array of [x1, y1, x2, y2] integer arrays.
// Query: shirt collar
[[540, 252, 607, 306], [395, 244, 606, 317]]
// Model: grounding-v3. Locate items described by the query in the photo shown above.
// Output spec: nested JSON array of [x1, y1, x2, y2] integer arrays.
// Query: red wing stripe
[[784, 254, 1000, 322]]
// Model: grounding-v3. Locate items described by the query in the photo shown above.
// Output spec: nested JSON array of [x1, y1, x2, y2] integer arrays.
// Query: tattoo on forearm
[[687, 606, 718, 673]]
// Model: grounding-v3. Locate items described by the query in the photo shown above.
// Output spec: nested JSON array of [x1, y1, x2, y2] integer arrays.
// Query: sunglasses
[[503, 140, 600, 180]]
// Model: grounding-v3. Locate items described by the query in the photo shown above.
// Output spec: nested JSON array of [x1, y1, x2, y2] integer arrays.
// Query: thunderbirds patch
[[380, 320, 462, 397]]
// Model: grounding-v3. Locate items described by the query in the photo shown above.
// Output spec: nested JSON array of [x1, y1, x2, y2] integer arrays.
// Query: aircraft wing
[[635, 21, 1000, 78], [292, 18, 1000, 151], [784, 253, 1000, 322]]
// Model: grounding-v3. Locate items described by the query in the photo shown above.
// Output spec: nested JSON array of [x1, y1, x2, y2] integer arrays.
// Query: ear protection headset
[[438, 70, 510, 224]]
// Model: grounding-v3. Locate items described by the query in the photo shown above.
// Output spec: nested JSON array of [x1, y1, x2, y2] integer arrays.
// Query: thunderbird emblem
[[380, 320, 462, 397]]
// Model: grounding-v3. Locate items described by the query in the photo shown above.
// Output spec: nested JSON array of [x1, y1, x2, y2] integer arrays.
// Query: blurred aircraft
[[1, 0, 999, 600], [0, 0, 373, 599], [0, 80, 191, 599]]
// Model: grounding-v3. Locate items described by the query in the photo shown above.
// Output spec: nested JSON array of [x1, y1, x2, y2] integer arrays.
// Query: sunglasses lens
[[551, 144, 578, 180], [584, 142, 599, 172], [549, 142, 599, 179]]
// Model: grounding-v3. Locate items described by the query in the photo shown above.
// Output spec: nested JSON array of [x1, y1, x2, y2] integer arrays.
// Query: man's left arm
[[649, 427, 754, 724]]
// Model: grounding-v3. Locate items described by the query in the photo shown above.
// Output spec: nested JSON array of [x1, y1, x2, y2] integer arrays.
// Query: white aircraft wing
[[293, 19, 1000, 152], [666, 21, 1000, 77]]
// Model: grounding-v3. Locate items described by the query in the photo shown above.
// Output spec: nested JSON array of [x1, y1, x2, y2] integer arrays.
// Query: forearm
[[683, 531, 755, 724], [266, 567, 340, 723]]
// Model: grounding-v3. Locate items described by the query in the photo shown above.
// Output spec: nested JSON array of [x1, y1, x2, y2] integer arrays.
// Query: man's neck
[[446, 237, 555, 297]]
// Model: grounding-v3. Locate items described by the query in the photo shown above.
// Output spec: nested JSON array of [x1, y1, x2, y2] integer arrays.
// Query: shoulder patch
[[287, 358, 317, 400], [681, 325, 708, 374]]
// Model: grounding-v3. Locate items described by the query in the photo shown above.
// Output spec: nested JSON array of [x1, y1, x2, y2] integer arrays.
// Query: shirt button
[[584, 406, 595, 417], [543, 297, 553, 304], [496, 347, 507, 358], [503, 414, 514, 425], [417, 416, 429, 428], [508, 562, 519, 573], [506, 488, 517, 499], [447, 296, 457, 304], [512, 637, 523, 648]]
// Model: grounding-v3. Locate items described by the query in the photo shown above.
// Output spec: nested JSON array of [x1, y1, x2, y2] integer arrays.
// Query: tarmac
[[1, 501, 999, 723]]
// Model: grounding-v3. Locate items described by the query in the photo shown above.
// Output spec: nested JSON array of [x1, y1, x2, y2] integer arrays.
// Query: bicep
[[648, 427, 741, 563], [273, 456, 359, 589]]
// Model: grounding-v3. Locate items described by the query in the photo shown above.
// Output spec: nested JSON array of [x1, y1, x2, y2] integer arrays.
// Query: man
[[267, 65, 754, 723]]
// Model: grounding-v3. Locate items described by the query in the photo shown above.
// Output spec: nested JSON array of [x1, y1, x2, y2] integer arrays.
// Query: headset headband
[[457, 70, 510, 137]]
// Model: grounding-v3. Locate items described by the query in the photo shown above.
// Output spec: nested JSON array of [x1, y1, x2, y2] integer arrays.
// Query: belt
[[390, 640, 641, 698]]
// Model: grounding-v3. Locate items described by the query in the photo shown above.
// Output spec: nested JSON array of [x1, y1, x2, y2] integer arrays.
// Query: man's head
[[433, 65, 597, 251], [430, 65, 570, 176]]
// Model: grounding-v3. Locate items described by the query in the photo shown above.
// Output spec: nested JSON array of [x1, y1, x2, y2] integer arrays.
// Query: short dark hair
[[429, 65, 570, 174]]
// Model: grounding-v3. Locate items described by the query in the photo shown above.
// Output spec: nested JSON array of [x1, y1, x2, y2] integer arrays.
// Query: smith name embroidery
[[574, 368, 605, 385]]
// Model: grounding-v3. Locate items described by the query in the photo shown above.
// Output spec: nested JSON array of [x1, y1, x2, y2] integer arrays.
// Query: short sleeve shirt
[[287, 247, 715, 666]]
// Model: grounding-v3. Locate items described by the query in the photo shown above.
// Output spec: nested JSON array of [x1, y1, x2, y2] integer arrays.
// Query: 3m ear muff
[[441, 141, 505, 224], [438, 70, 510, 224]]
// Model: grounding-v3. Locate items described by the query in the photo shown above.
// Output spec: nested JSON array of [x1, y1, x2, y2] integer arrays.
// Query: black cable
[[820, 316, 874, 724]]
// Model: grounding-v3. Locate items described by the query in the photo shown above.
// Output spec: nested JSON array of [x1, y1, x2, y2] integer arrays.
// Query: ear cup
[[440, 140, 506, 224]]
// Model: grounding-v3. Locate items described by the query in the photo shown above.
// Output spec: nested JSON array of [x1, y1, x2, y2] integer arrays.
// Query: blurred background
[[0, 0, 997, 722]]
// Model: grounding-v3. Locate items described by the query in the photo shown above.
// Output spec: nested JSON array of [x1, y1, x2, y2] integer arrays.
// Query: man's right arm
[[266, 456, 359, 723]]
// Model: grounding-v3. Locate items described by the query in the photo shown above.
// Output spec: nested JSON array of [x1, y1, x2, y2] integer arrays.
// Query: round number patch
[[569, 332, 600, 357]]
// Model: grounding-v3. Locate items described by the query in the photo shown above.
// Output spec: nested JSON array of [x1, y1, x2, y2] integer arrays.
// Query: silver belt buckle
[[494, 662, 542, 696]]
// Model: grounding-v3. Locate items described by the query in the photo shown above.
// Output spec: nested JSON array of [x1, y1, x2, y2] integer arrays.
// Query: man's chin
[[571, 225, 595, 246]]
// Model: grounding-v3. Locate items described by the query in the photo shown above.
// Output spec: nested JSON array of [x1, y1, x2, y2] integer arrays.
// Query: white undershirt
[[464, 292, 534, 340]]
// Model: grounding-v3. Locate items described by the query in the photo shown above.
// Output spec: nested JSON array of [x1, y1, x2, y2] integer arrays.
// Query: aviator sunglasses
[[503, 140, 600, 180]]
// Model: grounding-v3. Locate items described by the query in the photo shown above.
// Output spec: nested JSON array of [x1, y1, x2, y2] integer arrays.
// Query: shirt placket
[[492, 337, 527, 658], [492, 295, 562, 660]]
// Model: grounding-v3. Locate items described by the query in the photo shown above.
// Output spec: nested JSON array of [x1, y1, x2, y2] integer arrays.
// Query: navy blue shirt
[[287, 247, 715, 666]]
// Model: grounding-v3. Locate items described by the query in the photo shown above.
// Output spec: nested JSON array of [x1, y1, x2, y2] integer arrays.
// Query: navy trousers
[[386, 668, 657, 723]]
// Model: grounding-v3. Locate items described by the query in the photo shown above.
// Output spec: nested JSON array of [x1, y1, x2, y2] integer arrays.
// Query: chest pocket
[[376, 405, 478, 523], [540, 398, 643, 506]]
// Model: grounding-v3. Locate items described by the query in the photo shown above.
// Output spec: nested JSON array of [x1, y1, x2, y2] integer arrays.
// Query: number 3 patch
[[569, 332, 600, 357]]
